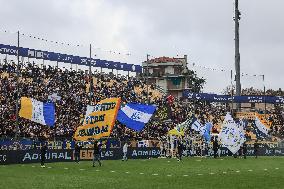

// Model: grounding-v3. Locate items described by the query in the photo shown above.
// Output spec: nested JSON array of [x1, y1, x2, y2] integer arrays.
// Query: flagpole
[[262, 75, 266, 119], [146, 54, 150, 104], [15, 31, 20, 138], [231, 70, 233, 114], [146, 54, 150, 140]]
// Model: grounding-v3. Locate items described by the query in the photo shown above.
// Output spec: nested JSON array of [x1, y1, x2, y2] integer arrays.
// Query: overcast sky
[[0, 0, 283, 93]]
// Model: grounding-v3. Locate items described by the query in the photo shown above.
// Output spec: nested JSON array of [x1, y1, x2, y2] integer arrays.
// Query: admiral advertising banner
[[79, 148, 161, 160], [0, 149, 73, 165], [74, 98, 121, 141], [1, 146, 284, 165]]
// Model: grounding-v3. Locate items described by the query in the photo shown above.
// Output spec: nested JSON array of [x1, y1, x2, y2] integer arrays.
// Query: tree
[[183, 69, 206, 93]]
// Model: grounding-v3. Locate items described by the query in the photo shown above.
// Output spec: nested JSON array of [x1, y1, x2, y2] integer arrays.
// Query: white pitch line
[[64, 168, 69, 170], [79, 169, 85, 171], [152, 173, 158, 176], [167, 175, 172, 177], [110, 171, 115, 173], [275, 168, 279, 170], [183, 175, 189, 177], [222, 172, 227, 174], [209, 173, 215, 175], [95, 169, 100, 172], [139, 173, 144, 175], [264, 169, 268, 171], [125, 172, 130, 174], [236, 170, 240, 173], [47, 167, 52, 169], [248, 170, 253, 172], [197, 173, 203, 176]]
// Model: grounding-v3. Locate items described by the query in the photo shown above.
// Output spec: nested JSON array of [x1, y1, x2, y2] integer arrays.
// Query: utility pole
[[15, 31, 20, 138], [89, 44, 93, 105], [234, 0, 241, 110]]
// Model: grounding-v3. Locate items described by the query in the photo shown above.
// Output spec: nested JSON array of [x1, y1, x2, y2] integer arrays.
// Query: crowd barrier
[[1, 138, 283, 151], [0, 138, 160, 150], [1, 146, 284, 165]]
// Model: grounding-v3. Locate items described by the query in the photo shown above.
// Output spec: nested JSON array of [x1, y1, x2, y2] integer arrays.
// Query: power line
[[0, 29, 131, 56]]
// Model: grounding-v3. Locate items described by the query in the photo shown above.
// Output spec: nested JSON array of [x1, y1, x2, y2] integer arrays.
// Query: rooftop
[[147, 56, 183, 64]]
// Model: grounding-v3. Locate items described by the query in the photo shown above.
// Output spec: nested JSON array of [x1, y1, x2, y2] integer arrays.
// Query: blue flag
[[252, 115, 269, 139], [190, 116, 205, 134], [203, 122, 213, 142], [117, 103, 156, 131]]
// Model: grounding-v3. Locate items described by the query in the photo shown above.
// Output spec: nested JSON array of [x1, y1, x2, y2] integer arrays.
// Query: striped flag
[[191, 116, 205, 135], [19, 97, 55, 127], [117, 103, 156, 131], [252, 113, 270, 138]]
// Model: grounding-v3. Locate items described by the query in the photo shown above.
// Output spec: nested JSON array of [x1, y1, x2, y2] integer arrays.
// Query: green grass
[[0, 157, 284, 189]]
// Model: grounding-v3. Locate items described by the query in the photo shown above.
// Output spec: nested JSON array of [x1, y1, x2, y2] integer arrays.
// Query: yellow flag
[[74, 98, 121, 141], [168, 129, 184, 136]]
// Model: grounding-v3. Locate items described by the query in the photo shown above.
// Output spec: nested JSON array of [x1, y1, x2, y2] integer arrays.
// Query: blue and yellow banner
[[74, 98, 121, 141]]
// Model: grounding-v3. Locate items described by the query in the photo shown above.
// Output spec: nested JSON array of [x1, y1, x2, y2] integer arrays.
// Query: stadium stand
[[0, 59, 283, 143]]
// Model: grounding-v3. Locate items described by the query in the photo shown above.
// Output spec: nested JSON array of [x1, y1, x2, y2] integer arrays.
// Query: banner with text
[[74, 98, 121, 141]]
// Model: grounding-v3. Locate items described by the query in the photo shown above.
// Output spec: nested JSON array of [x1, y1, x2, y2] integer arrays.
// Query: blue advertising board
[[183, 90, 284, 104], [0, 43, 142, 73]]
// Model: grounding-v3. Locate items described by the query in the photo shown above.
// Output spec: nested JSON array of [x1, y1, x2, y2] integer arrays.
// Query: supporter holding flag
[[117, 103, 156, 131]]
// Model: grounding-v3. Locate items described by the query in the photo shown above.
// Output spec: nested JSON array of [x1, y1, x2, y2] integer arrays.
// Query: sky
[[0, 0, 283, 93]]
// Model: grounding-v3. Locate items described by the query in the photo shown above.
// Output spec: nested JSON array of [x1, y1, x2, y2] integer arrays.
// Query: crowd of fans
[[241, 87, 284, 96], [0, 59, 284, 142]]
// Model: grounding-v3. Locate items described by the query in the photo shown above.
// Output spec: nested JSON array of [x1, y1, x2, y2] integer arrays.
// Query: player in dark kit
[[74, 143, 81, 163], [254, 140, 259, 158], [93, 141, 101, 167], [177, 139, 183, 161], [243, 142, 247, 159], [41, 143, 47, 168], [213, 137, 219, 158]]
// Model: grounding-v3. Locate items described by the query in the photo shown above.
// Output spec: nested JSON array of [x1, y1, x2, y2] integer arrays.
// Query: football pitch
[[0, 157, 283, 189]]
